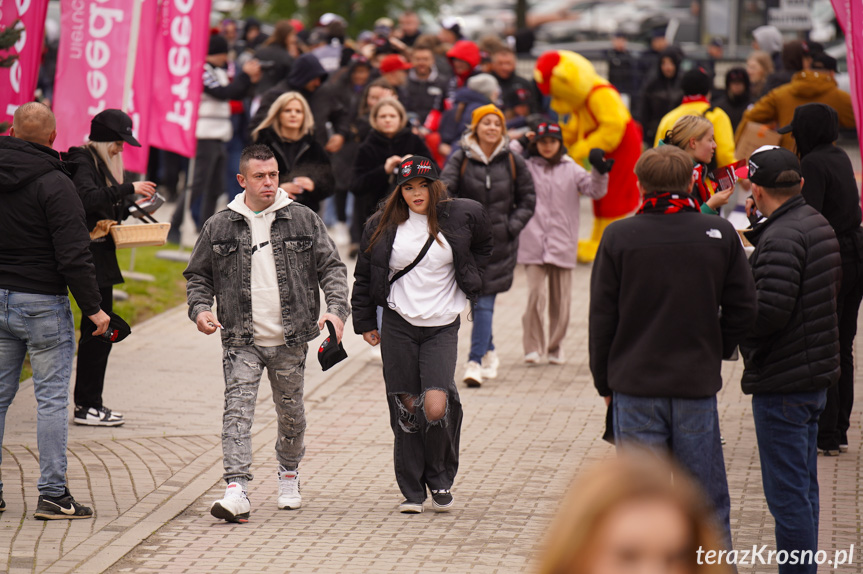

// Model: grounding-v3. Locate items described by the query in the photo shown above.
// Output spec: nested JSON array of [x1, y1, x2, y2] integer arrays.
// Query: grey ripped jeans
[[221, 344, 307, 488]]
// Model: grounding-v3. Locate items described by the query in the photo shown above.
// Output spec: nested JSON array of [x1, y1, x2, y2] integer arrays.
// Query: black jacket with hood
[[0, 136, 101, 314], [637, 47, 683, 145], [254, 128, 335, 213], [791, 103, 863, 255], [741, 195, 842, 394], [251, 54, 350, 149], [351, 198, 493, 334]]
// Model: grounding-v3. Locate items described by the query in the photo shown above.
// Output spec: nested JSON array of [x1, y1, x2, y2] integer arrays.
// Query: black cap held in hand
[[318, 320, 348, 371], [96, 311, 131, 344]]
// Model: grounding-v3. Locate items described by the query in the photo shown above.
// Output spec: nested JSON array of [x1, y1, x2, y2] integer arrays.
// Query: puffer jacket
[[351, 198, 493, 334], [636, 47, 682, 145], [737, 70, 856, 151], [741, 194, 841, 394], [441, 133, 535, 294]]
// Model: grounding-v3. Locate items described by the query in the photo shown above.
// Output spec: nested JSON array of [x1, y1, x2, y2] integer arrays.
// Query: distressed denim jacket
[[184, 203, 350, 348]]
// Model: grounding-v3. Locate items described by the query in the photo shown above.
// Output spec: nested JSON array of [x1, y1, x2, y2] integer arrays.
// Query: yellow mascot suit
[[535, 50, 642, 263]]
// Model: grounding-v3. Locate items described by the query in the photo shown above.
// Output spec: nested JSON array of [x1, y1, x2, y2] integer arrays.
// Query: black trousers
[[74, 286, 114, 410], [170, 139, 226, 233], [818, 252, 863, 449], [380, 308, 463, 503]]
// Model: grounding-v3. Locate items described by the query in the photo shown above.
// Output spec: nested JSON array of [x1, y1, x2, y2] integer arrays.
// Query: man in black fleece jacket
[[589, 145, 756, 549], [0, 102, 109, 519], [741, 145, 841, 572]]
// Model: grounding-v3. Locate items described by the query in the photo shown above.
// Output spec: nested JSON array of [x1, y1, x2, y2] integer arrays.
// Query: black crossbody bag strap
[[389, 234, 435, 285]]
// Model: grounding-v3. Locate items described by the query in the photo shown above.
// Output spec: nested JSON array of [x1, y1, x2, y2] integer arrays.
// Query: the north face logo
[[706, 229, 722, 239]]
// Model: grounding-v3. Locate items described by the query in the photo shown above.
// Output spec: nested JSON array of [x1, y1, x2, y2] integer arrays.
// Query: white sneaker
[[524, 352, 541, 364], [548, 351, 566, 365], [481, 350, 500, 379], [463, 361, 483, 387], [331, 222, 350, 246], [210, 482, 250, 523], [277, 467, 302, 510]]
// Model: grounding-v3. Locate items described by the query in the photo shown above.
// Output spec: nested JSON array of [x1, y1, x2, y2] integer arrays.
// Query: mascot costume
[[535, 50, 642, 263]]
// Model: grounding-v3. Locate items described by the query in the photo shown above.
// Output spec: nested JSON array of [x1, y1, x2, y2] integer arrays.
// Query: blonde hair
[[370, 98, 408, 132], [252, 91, 315, 141], [538, 452, 731, 574], [747, 50, 775, 76], [664, 115, 713, 150], [85, 141, 124, 184]]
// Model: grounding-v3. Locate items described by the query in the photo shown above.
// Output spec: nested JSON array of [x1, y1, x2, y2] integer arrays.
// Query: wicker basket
[[110, 222, 171, 248]]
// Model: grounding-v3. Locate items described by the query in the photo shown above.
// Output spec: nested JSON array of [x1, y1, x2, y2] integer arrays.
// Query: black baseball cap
[[748, 146, 802, 188], [90, 109, 141, 147], [396, 156, 440, 187], [535, 122, 564, 142], [317, 320, 347, 371], [96, 311, 132, 344]]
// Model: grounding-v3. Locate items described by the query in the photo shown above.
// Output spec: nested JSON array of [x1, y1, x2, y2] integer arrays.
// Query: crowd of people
[[0, 9, 861, 574]]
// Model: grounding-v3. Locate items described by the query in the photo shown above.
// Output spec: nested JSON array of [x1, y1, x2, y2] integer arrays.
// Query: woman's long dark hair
[[366, 179, 451, 252]]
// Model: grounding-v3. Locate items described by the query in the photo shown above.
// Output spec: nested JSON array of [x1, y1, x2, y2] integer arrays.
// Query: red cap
[[380, 54, 412, 74]]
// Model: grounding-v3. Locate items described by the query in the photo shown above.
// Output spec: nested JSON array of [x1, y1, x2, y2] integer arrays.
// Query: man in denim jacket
[[184, 144, 349, 523]]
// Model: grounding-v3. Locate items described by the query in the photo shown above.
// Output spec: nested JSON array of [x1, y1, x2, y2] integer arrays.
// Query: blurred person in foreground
[[0, 102, 109, 520], [538, 452, 731, 574], [184, 144, 349, 523], [590, 146, 756, 550], [740, 145, 841, 574]]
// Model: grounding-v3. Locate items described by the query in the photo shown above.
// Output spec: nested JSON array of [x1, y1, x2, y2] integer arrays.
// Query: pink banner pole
[[0, 0, 50, 132], [124, 0, 158, 174], [146, 0, 212, 159]]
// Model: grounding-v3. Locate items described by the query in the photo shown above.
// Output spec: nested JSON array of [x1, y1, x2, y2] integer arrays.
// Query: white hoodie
[[228, 188, 293, 347]]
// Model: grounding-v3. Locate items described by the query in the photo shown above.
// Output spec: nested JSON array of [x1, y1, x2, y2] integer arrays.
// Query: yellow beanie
[[469, 103, 506, 134]]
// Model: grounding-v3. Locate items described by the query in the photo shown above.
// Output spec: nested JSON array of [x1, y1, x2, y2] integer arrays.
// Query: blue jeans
[[0, 290, 76, 497], [613, 392, 731, 550], [468, 294, 496, 363], [752, 390, 826, 574]]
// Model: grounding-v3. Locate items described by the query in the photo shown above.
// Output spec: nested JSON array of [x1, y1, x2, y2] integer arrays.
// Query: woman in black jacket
[[252, 91, 335, 214], [66, 109, 156, 427], [351, 156, 492, 513], [351, 98, 431, 252], [783, 103, 863, 455], [637, 47, 683, 145], [440, 103, 535, 388]]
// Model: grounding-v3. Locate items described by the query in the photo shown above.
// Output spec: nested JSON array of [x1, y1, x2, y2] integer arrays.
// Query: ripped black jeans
[[381, 308, 463, 503], [221, 344, 308, 488]]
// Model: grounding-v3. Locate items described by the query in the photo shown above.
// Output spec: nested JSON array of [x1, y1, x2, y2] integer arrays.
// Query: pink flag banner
[[53, 0, 134, 152], [124, 0, 159, 173], [0, 0, 50, 132], [830, 0, 863, 169], [146, 0, 211, 159]]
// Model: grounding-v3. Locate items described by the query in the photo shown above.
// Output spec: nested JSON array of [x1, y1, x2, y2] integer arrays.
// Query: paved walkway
[[3, 201, 863, 573]]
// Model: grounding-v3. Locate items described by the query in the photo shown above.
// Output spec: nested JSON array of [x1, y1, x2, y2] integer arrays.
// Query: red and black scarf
[[636, 192, 700, 215]]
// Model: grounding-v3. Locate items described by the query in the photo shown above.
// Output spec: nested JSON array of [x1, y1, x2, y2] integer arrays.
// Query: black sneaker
[[431, 489, 453, 512], [34, 488, 93, 520], [0, 491, 5, 512], [74, 405, 124, 427], [398, 500, 423, 514]]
